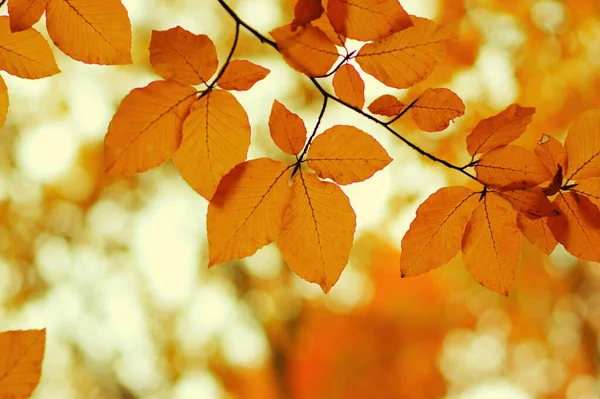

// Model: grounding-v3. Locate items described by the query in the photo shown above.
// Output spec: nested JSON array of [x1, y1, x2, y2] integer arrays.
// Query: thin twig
[[292, 96, 328, 178]]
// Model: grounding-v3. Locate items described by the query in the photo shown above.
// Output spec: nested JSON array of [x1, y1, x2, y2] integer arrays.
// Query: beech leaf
[[268, 100, 307, 156], [517, 214, 557, 255], [564, 108, 600, 180], [8, 0, 47, 32], [0, 329, 45, 398], [571, 178, 600, 207], [367, 94, 405, 117], [535, 134, 568, 176], [218, 59, 270, 91], [332, 64, 365, 109], [0, 75, 8, 131], [291, 0, 324, 30], [411, 88, 465, 132], [494, 187, 559, 219]]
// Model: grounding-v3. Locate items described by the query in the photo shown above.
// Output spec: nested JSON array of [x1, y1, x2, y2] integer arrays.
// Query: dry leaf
[[0, 329, 45, 398], [332, 64, 365, 109], [269, 100, 307, 156], [517, 214, 557, 255], [367, 94, 405, 116], [218, 59, 270, 91], [8, 0, 47, 32], [564, 108, 600, 180], [411, 88, 465, 132]]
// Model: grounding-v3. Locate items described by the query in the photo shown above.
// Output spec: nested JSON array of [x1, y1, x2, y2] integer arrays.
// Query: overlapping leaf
[[291, 0, 324, 30], [8, 0, 47, 32], [564, 108, 600, 180], [400, 186, 477, 278], [332, 64, 365, 109], [46, 0, 132, 65], [149, 27, 218, 85], [0, 329, 45, 398], [368, 94, 405, 116], [278, 172, 356, 293], [104, 80, 196, 174], [218, 60, 270, 91], [173, 90, 251, 200], [268, 100, 307, 156], [307, 125, 392, 185], [411, 88, 465, 132], [517, 214, 557, 255], [461, 193, 521, 296], [0, 76, 8, 131], [535, 134, 568, 175], [571, 178, 600, 207], [355, 17, 457, 89], [494, 187, 559, 219]]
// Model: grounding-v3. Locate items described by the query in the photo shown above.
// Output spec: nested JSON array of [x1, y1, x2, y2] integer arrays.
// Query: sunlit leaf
[[278, 172, 356, 293], [564, 108, 600, 180], [0, 16, 60, 79], [400, 186, 477, 277], [8, 0, 47, 32], [494, 187, 559, 219], [547, 192, 600, 262], [104, 80, 196, 174], [517, 214, 557, 255], [173, 90, 251, 200], [207, 158, 292, 266], [218, 60, 270, 91], [461, 193, 521, 296], [46, 0, 132, 65], [0, 329, 45, 398], [367, 94, 405, 116], [291, 0, 324, 30], [307, 125, 392, 185], [355, 17, 456, 89], [270, 23, 339, 77], [475, 145, 552, 190], [327, 0, 412, 41], [268, 100, 307, 156], [0, 75, 8, 131], [332, 64, 365, 109], [571, 177, 600, 207], [411, 88, 465, 132], [466, 104, 536, 156], [312, 11, 345, 46], [535, 134, 568, 176], [150, 27, 218, 85]]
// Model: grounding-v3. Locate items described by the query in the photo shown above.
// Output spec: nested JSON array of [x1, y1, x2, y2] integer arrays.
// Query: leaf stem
[[292, 96, 328, 178]]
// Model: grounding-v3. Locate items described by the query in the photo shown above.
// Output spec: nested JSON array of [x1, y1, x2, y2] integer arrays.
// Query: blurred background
[[1, 0, 600, 397]]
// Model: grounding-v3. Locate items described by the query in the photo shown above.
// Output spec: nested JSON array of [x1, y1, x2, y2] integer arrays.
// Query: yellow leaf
[[8, 0, 47, 32], [411, 88, 465, 132], [278, 172, 356, 293], [307, 125, 392, 185], [494, 187, 559, 219], [535, 134, 568, 176], [268, 100, 307, 156], [149, 27, 218, 85], [46, 0, 132, 65], [332, 64, 365, 109], [461, 193, 522, 296], [207, 158, 292, 266], [367, 94, 405, 116], [0, 329, 45, 398], [218, 60, 270, 91], [564, 108, 600, 180], [104, 80, 196, 175], [355, 17, 456, 89], [173, 90, 251, 201], [0, 75, 8, 131], [517, 214, 557, 255], [400, 186, 477, 277], [0, 17, 60, 79]]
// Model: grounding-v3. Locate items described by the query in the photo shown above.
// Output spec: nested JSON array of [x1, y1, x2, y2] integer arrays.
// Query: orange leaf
[[278, 172, 356, 293], [207, 158, 292, 266], [571, 178, 600, 207], [307, 125, 392, 185], [291, 0, 324, 30], [332, 64, 365, 109], [494, 187, 559, 219], [411, 88, 465, 132], [466, 104, 535, 156], [535, 134, 568, 176], [0, 329, 45, 398], [8, 0, 47, 32], [0, 75, 8, 130], [517, 214, 557, 255], [270, 23, 339, 77], [327, 0, 412, 41], [542, 164, 563, 196], [218, 60, 270, 91], [268, 100, 307, 156], [355, 17, 456, 89], [547, 192, 600, 262], [461, 193, 521, 296], [311, 12, 345, 47], [0, 17, 59, 79], [104, 80, 196, 175], [46, 0, 132, 65], [564, 108, 600, 180], [149, 27, 218, 85], [173, 90, 251, 201], [475, 145, 552, 190], [400, 186, 477, 277], [367, 94, 405, 116]]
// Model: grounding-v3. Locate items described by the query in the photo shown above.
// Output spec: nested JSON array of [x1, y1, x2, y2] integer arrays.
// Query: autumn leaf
[[517, 214, 557, 255], [547, 192, 600, 262], [270, 23, 339, 77], [149, 27, 218, 85], [104, 80, 196, 175], [327, 0, 412, 41], [207, 159, 292, 266], [0, 75, 8, 131], [355, 17, 456, 89], [332, 64, 365, 109], [173, 90, 251, 201], [268, 100, 307, 156], [367, 94, 405, 116], [46, 0, 132, 65], [564, 108, 600, 180], [311, 12, 345, 47], [400, 186, 477, 278], [307, 125, 392, 185], [494, 187, 559, 219], [571, 178, 600, 207], [218, 60, 270, 91], [542, 164, 563, 196], [475, 145, 552, 190], [411, 88, 465, 132], [278, 172, 356, 293], [291, 0, 324, 30], [8, 0, 47, 32], [0, 17, 60, 79], [0, 329, 45, 398], [461, 193, 521, 296], [535, 134, 568, 176]]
